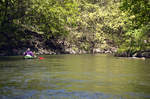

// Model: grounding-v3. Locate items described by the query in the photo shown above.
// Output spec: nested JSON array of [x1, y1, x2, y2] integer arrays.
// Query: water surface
[[0, 54, 150, 99]]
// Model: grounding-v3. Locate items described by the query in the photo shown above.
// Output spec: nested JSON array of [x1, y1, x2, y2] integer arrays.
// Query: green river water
[[0, 54, 150, 99]]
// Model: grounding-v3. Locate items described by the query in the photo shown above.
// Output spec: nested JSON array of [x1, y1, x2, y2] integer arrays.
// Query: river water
[[0, 54, 150, 99]]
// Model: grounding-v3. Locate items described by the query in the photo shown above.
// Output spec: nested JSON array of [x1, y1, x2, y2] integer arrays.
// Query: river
[[0, 54, 150, 99]]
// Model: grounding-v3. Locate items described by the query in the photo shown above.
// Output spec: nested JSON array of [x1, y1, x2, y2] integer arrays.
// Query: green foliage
[[80, 42, 90, 51], [0, 0, 79, 50], [0, 0, 149, 55], [0, 0, 31, 49], [23, 0, 79, 39], [119, 0, 150, 54], [68, 0, 125, 51]]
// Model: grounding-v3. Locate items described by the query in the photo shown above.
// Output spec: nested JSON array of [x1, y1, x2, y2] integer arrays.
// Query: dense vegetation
[[118, 0, 150, 56], [0, 0, 150, 57]]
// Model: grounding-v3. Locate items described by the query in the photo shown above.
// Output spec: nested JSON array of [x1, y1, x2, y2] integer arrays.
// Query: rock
[[132, 51, 150, 58], [65, 48, 76, 54], [105, 50, 112, 53], [35, 48, 56, 55], [132, 57, 145, 60], [93, 48, 104, 53], [141, 52, 150, 58], [114, 52, 128, 57], [132, 53, 138, 57], [111, 47, 117, 53], [79, 50, 87, 54]]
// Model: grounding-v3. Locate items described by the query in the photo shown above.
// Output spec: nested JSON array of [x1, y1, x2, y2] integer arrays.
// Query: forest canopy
[[0, 0, 150, 56]]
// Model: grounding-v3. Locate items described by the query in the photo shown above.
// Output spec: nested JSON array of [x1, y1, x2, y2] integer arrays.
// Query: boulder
[[141, 52, 150, 58]]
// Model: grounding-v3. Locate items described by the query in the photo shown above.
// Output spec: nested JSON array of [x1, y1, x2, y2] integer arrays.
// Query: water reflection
[[0, 55, 150, 99]]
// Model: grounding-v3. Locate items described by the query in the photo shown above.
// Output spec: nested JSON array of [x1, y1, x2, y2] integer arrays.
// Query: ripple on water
[[1, 87, 150, 99]]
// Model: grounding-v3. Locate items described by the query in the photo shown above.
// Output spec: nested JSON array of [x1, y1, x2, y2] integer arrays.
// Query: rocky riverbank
[[1, 45, 150, 59], [0, 46, 117, 56], [115, 51, 150, 58], [0, 29, 118, 56], [0, 30, 149, 58]]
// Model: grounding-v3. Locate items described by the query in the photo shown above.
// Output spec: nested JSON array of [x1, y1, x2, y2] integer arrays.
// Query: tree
[[118, 0, 150, 55], [0, 0, 79, 50], [22, 0, 79, 39], [0, 0, 31, 50]]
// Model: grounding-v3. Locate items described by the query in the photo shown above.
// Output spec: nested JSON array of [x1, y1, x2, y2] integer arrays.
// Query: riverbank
[[1, 46, 150, 59], [1, 35, 150, 58], [115, 51, 150, 58], [0, 29, 118, 56], [0, 29, 149, 58], [1, 49, 150, 60], [0, 45, 117, 56], [1, 41, 150, 58]]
